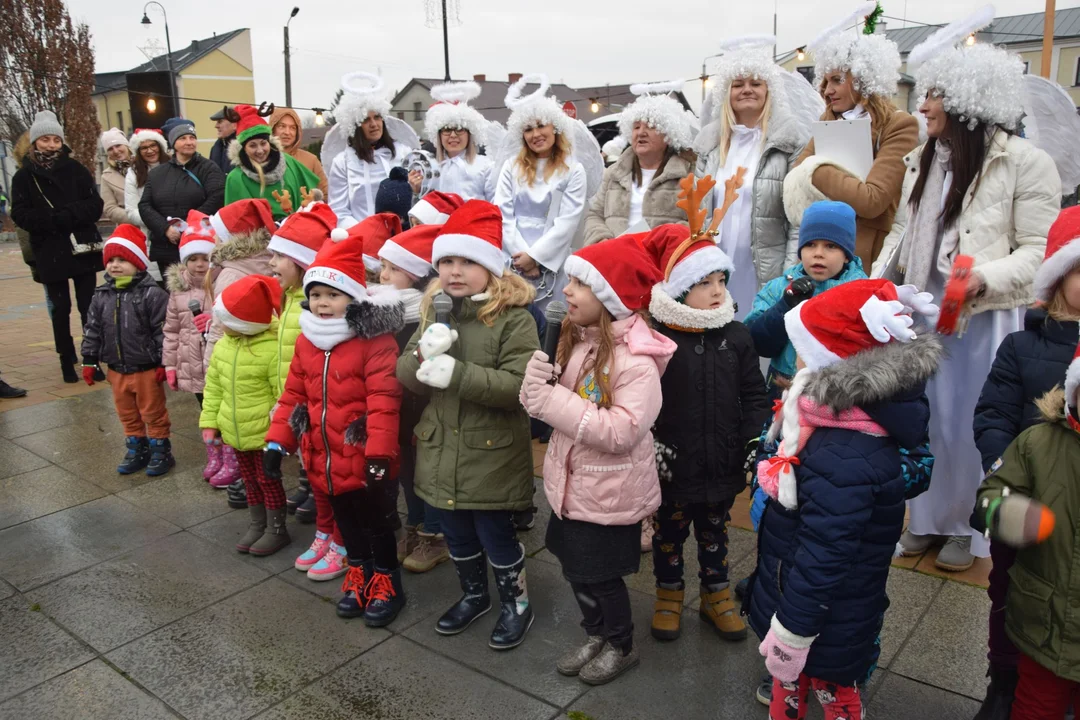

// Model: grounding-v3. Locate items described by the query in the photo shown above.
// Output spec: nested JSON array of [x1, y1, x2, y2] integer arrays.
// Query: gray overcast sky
[[69, 0, 1079, 113]]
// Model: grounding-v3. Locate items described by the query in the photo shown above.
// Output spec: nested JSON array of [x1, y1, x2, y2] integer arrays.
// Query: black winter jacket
[[209, 134, 236, 176], [974, 308, 1078, 473], [138, 153, 225, 265], [10, 148, 104, 284], [80, 272, 169, 373]]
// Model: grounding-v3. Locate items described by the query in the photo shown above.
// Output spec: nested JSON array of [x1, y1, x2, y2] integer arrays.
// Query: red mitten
[[82, 366, 96, 386], [166, 368, 178, 390], [155, 367, 167, 384], [192, 313, 212, 333]]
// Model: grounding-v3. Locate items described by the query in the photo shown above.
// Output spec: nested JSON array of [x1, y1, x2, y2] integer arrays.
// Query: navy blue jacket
[[973, 308, 1077, 473], [746, 335, 941, 685]]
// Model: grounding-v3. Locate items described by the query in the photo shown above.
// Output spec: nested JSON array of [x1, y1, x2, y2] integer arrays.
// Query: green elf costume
[[224, 103, 321, 221]]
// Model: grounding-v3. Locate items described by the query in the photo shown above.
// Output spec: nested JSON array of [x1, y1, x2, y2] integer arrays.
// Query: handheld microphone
[[433, 293, 453, 326], [189, 300, 207, 341], [542, 301, 567, 384]]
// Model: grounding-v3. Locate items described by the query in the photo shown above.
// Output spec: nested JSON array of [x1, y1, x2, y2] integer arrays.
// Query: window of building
[[1023, 61, 1030, 75], [116, 111, 124, 132], [413, 101, 422, 120], [796, 66, 815, 85], [397, 111, 405, 120], [1074, 56, 1080, 86]]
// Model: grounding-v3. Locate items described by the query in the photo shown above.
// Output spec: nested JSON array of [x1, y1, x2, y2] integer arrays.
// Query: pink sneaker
[[295, 531, 331, 571], [209, 445, 240, 488], [203, 442, 223, 481], [306, 542, 347, 581]]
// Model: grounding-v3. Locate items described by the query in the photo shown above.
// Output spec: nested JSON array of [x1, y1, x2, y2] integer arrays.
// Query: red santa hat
[[209, 199, 277, 242], [213, 274, 281, 335], [641, 224, 734, 299], [337, 213, 403, 273], [379, 224, 440, 279], [1066, 342, 1080, 418], [267, 202, 338, 269], [234, 104, 272, 145], [178, 210, 217, 262], [103, 224, 150, 271], [1034, 206, 1080, 302], [409, 191, 465, 227], [563, 234, 662, 320], [128, 128, 166, 156], [303, 231, 370, 301], [431, 199, 505, 277]]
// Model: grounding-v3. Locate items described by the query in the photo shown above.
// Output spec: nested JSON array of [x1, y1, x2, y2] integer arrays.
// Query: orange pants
[[108, 369, 170, 439]]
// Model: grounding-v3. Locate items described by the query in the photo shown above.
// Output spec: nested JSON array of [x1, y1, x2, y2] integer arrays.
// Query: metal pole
[[1041, 0, 1056, 79], [701, 60, 707, 104], [773, 0, 778, 60], [163, 17, 176, 114], [441, 0, 451, 81], [284, 25, 292, 107]]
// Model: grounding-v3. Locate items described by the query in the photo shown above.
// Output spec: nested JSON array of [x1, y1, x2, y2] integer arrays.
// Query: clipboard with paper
[[812, 116, 873, 181]]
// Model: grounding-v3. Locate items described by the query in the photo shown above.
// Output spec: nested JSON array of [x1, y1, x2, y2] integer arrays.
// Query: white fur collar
[[649, 287, 735, 330], [299, 311, 356, 350]]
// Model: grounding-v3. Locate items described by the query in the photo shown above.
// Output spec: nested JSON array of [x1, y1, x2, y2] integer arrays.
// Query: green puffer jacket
[[974, 388, 1080, 682], [199, 324, 278, 451], [272, 285, 305, 398], [396, 296, 539, 512]]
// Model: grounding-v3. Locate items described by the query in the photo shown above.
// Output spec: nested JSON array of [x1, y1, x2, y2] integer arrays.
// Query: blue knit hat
[[376, 167, 413, 230], [798, 200, 856, 260]]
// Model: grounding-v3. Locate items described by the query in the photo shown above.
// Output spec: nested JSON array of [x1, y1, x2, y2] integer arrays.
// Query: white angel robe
[[433, 153, 495, 201], [328, 143, 407, 228], [494, 158, 588, 310], [712, 125, 763, 321]]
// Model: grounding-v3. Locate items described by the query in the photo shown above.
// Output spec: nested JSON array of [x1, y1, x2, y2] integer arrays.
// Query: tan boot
[[699, 586, 747, 640], [651, 586, 684, 641], [397, 524, 419, 563], [403, 531, 450, 573]]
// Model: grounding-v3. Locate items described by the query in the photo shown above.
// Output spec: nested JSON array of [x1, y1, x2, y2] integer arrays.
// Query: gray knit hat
[[166, 121, 197, 149], [29, 111, 64, 144]]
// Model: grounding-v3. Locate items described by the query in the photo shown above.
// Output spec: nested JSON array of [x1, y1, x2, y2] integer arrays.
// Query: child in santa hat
[[972, 342, 1078, 720], [162, 211, 218, 478], [200, 274, 290, 556], [521, 233, 677, 684], [746, 279, 941, 720], [408, 191, 465, 228], [397, 199, 540, 650], [264, 228, 405, 626], [970, 206, 1080, 714], [376, 224, 446, 572], [82, 225, 173, 476], [641, 224, 769, 645], [266, 202, 346, 579]]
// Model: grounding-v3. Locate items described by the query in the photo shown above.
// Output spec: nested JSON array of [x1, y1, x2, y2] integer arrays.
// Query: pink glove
[[166, 368, 178, 390], [192, 312, 212, 333], [201, 429, 218, 445], [523, 380, 555, 418], [758, 624, 813, 684]]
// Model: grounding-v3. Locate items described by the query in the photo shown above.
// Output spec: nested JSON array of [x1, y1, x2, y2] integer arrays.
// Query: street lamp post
[[141, 2, 177, 114], [285, 7, 299, 107], [441, 0, 451, 81], [700, 52, 724, 104]]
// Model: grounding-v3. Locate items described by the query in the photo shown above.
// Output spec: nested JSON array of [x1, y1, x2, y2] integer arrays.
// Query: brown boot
[[236, 505, 266, 553], [651, 585, 684, 641], [403, 531, 450, 573], [397, 524, 419, 563], [249, 507, 291, 556], [699, 585, 747, 640]]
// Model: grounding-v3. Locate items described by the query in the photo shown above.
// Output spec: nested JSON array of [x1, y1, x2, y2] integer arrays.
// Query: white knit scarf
[[299, 311, 355, 351]]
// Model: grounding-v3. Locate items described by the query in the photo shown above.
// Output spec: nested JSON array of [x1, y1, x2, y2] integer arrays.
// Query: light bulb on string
[[146, 97, 157, 113]]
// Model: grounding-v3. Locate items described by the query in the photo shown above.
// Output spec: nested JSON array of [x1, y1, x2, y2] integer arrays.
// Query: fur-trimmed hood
[[165, 262, 215, 293], [649, 285, 735, 330], [227, 134, 286, 184], [1036, 386, 1075, 427], [209, 228, 271, 266]]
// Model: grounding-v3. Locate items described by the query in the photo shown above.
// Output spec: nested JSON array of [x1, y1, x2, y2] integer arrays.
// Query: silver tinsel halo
[[712, 47, 783, 102], [505, 95, 574, 152], [334, 72, 393, 137], [617, 94, 696, 151], [424, 103, 488, 147], [813, 33, 901, 99], [914, 43, 1024, 129]]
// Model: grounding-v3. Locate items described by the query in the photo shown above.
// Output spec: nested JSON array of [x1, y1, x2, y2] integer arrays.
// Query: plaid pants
[[235, 449, 287, 510]]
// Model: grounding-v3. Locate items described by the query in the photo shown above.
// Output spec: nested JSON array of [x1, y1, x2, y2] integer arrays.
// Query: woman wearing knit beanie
[[10, 110, 105, 383], [99, 128, 132, 225]]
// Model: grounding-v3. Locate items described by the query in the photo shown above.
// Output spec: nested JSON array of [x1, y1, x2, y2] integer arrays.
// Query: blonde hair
[[515, 130, 572, 187], [555, 308, 652, 409], [421, 270, 536, 328], [817, 72, 899, 142], [435, 132, 478, 164], [1046, 279, 1080, 322], [718, 81, 773, 166]]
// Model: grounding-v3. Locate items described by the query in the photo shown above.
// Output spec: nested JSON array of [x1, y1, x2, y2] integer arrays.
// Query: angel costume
[[327, 143, 409, 228], [432, 154, 494, 202], [424, 81, 497, 202]]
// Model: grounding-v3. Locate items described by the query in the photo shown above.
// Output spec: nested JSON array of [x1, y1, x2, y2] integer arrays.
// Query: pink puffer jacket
[[527, 313, 676, 526], [162, 264, 215, 393], [202, 228, 273, 366]]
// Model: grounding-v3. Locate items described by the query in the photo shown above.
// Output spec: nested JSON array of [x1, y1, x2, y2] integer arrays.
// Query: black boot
[[226, 480, 248, 510], [117, 436, 150, 474], [294, 492, 316, 524], [973, 663, 1018, 720], [489, 551, 534, 650], [363, 567, 406, 627], [337, 560, 373, 618], [286, 468, 310, 514], [0, 378, 27, 399], [436, 552, 492, 635], [60, 357, 78, 384], [146, 438, 175, 476], [734, 576, 750, 602]]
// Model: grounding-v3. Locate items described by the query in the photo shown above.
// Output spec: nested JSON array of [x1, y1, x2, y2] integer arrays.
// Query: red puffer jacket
[[266, 301, 404, 496]]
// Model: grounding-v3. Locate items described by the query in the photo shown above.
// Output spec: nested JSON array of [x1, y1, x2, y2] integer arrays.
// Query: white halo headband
[[505, 73, 551, 110], [341, 71, 384, 96], [715, 34, 776, 53], [431, 81, 482, 104], [629, 79, 686, 96]]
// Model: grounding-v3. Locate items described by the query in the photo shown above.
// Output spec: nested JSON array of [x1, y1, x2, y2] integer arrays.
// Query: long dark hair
[[132, 150, 154, 188], [350, 119, 396, 164], [910, 115, 1007, 230]]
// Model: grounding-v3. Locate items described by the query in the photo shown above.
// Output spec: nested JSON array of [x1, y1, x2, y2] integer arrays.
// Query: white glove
[[417, 354, 456, 389], [418, 323, 458, 360]]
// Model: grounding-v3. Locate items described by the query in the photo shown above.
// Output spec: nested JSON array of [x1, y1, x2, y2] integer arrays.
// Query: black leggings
[[570, 578, 633, 652], [45, 272, 96, 361], [327, 480, 399, 572]]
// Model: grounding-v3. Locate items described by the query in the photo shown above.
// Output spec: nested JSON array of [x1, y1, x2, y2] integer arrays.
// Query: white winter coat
[[327, 143, 408, 228]]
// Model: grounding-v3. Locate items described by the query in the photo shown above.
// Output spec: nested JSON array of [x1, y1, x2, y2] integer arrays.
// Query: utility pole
[[442, 0, 451, 81], [1041, 0, 1056, 78], [285, 7, 299, 107]]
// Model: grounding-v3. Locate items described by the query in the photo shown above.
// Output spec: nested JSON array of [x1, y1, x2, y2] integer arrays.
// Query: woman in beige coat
[[98, 128, 131, 225]]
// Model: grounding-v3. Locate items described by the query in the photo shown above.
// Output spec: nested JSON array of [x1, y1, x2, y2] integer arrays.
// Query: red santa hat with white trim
[[209, 199, 277, 242], [178, 210, 217, 262], [213, 274, 281, 335], [409, 191, 465, 227], [563, 234, 663, 320], [337, 213, 403, 273], [303, 229, 371, 302], [103, 224, 150, 271], [379, 224, 440, 279], [267, 202, 338, 269], [1034, 206, 1080, 302], [431, 199, 505, 277], [1065, 342, 1080, 420]]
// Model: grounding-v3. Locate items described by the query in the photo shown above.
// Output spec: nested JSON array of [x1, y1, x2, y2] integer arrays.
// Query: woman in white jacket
[[874, 39, 1058, 571], [124, 129, 167, 229], [494, 75, 588, 311], [409, 81, 493, 202]]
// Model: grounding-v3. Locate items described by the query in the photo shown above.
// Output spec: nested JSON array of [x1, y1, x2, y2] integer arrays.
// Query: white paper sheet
[[812, 117, 873, 181]]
